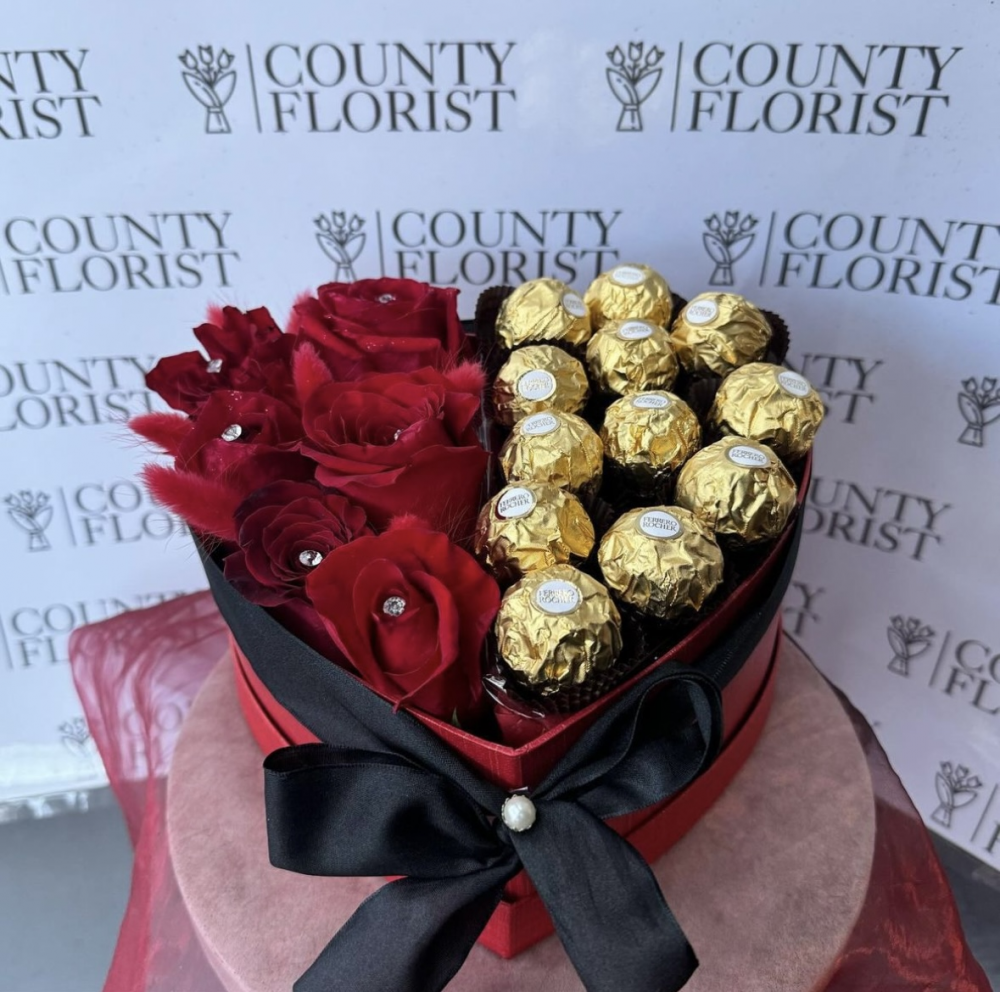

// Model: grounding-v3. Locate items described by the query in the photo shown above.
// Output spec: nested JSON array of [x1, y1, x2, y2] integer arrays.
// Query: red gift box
[[228, 457, 807, 958]]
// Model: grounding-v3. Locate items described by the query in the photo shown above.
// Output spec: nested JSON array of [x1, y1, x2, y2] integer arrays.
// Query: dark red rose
[[223, 481, 370, 606], [177, 390, 312, 497], [298, 365, 488, 539], [305, 526, 500, 724], [146, 306, 294, 414], [289, 277, 467, 378]]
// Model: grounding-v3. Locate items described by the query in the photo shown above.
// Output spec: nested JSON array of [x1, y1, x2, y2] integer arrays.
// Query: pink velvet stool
[[166, 638, 876, 992]]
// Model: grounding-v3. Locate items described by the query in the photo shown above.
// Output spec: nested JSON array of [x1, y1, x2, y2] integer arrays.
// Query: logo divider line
[[245, 43, 263, 133], [0, 611, 13, 671], [971, 784, 998, 844], [670, 42, 683, 132], [758, 211, 777, 286], [374, 210, 387, 279], [929, 628, 952, 689], [55, 487, 76, 548]]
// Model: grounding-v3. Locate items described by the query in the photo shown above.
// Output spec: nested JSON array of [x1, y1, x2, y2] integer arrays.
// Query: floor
[[0, 797, 996, 992]]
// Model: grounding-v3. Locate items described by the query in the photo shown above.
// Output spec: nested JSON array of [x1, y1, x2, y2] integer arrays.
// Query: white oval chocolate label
[[685, 299, 719, 325], [610, 265, 645, 287], [517, 370, 557, 401], [777, 370, 811, 397], [562, 292, 588, 317], [631, 393, 671, 410], [520, 412, 560, 436], [638, 510, 682, 539], [534, 579, 582, 614], [727, 444, 770, 468], [617, 320, 655, 341], [497, 487, 537, 519]]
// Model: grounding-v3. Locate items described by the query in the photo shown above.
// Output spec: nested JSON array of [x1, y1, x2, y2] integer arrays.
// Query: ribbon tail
[[514, 802, 696, 992], [295, 864, 516, 992]]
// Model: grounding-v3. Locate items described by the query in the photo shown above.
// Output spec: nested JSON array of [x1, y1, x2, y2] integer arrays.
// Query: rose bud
[[289, 277, 467, 378], [305, 526, 501, 726], [298, 365, 489, 540], [223, 481, 370, 606], [146, 305, 295, 414]]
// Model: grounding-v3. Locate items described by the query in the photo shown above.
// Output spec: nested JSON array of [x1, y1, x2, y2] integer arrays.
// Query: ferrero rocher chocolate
[[496, 278, 592, 349], [600, 391, 701, 486], [674, 436, 797, 544], [584, 263, 672, 330], [474, 482, 595, 582], [493, 345, 590, 427], [709, 362, 825, 461], [499, 410, 603, 496], [669, 292, 772, 377], [495, 564, 622, 694], [598, 506, 724, 619], [585, 319, 679, 396]]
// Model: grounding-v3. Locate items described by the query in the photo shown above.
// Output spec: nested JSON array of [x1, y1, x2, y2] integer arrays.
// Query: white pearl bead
[[501, 794, 537, 833]]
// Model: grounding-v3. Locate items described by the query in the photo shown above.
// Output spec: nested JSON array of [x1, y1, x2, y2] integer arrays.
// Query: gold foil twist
[[669, 292, 772, 376], [597, 506, 724, 618], [710, 362, 825, 460], [499, 410, 604, 495], [584, 263, 672, 330], [496, 278, 592, 349], [495, 564, 622, 692], [600, 391, 702, 482], [493, 345, 590, 426], [586, 319, 679, 396], [473, 482, 595, 583], [674, 436, 797, 543]]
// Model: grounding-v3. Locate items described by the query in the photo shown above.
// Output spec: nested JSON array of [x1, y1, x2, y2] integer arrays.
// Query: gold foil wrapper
[[474, 482, 595, 583], [584, 263, 672, 330], [499, 410, 603, 496], [669, 292, 772, 377], [493, 345, 590, 427], [675, 436, 797, 544], [496, 278, 592, 349], [598, 506, 724, 619], [600, 391, 701, 484], [586, 319, 679, 396], [496, 564, 622, 693], [710, 362, 825, 461]]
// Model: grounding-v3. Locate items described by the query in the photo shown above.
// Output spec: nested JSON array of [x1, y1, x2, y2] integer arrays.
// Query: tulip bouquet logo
[[958, 377, 1000, 448], [606, 42, 664, 132], [932, 762, 983, 829], [703, 211, 758, 286], [4, 490, 53, 552], [315, 212, 366, 281], [179, 45, 237, 134], [887, 615, 935, 677], [59, 717, 100, 768]]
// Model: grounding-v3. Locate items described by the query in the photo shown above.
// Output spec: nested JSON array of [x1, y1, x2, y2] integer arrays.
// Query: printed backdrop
[[2, 1, 998, 863]]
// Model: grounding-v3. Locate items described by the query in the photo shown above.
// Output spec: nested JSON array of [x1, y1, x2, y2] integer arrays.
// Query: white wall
[[2, 0, 998, 862]]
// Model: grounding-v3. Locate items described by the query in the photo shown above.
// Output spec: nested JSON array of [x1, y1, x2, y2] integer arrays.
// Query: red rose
[[146, 306, 294, 414], [223, 481, 370, 606], [289, 277, 467, 378], [298, 365, 488, 538], [177, 390, 312, 497], [305, 527, 500, 724]]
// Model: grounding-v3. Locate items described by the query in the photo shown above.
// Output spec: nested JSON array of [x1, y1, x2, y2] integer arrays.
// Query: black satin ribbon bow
[[200, 518, 800, 992]]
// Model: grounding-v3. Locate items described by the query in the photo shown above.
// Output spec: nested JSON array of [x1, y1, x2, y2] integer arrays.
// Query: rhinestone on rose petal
[[377, 293, 396, 303], [501, 795, 537, 833], [298, 550, 323, 568], [393, 429, 403, 441], [382, 596, 406, 617], [221, 424, 242, 442], [206, 358, 223, 373]]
